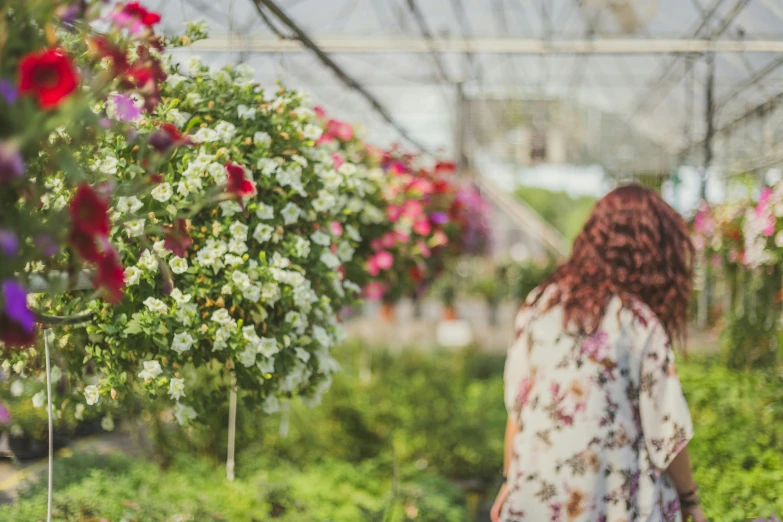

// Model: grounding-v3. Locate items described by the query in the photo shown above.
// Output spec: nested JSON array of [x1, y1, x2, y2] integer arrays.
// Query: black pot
[[74, 418, 103, 438], [9, 429, 70, 461]]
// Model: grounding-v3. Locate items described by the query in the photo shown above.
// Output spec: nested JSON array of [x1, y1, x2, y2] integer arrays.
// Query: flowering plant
[[0, 0, 180, 347], [41, 59, 378, 424]]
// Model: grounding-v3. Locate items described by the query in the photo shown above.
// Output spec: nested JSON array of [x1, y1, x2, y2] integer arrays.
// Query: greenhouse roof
[[153, 0, 783, 174]]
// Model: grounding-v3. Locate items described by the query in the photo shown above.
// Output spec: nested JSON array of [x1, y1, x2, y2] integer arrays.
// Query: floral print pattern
[[502, 287, 694, 522]]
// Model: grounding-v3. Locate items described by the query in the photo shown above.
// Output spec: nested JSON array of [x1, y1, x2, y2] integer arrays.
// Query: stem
[[36, 311, 94, 326], [44, 328, 54, 522]]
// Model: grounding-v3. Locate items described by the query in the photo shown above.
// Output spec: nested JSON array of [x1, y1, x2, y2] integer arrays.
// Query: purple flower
[[430, 212, 449, 225], [35, 235, 59, 257], [0, 229, 19, 257], [0, 403, 10, 425], [2, 280, 35, 333], [0, 141, 24, 182], [0, 80, 17, 104], [109, 93, 142, 122]]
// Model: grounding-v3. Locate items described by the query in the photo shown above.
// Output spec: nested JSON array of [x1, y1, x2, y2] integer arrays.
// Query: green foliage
[[514, 185, 596, 240]]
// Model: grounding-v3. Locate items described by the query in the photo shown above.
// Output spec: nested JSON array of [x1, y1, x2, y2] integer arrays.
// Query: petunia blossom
[[163, 218, 193, 258], [17, 48, 78, 109]]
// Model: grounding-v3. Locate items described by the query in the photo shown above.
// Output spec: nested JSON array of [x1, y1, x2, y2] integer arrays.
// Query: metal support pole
[[43, 328, 54, 522], [226, 374, 237, 481], [698, 52, 716, 328], [456, 82, 469, 172]]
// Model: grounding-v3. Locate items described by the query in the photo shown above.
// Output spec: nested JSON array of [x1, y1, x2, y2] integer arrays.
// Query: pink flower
[[517, 377, 532, 408], [393, 230, 410, 243], [380, 233, 397, 249], [370, 239, 383, 251], [364, 281, 386, 300], [763, 215, 775, 237], [388, 161, 406, 175], [409, 179, 434, 195], [316, 134, 334, 145], [386, 204, 402, 223], [431, 229, 448, 247], [331, 153, 344, 169], [366, 257, 380, 276], [330, 221, 343, 237], [314, 106, 326, 120], [374, 251, 394, 270], [711, 254, 722, 267], [413, 219, 431, 236], [417, 240, 431, 258], [402, 200, 423, 219], [325, 120, 354, 141]]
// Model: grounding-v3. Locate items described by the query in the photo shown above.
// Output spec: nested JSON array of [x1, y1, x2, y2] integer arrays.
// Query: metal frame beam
[[190, 37, 783, 54]]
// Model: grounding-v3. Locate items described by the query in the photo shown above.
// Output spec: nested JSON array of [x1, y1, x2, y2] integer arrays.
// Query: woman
[[492, 185, 707, 522]]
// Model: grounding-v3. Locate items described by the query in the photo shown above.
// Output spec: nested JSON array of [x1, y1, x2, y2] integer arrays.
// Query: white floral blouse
[[502, 286, 694, 522]]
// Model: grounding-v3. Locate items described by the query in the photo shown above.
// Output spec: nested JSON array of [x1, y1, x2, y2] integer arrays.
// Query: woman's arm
[[667, 446, 708, 522], [491, 417, 521, 522], [503, 417, 520, 476]]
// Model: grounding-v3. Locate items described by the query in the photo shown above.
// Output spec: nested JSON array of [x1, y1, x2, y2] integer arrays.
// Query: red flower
[[17, 48, 78, 109], [149, 123, 193, 152], [163, 219, 192, 258], [69, 184, 110, 237], [68, 228, 104, 263], [94, 248, 125, 304], [225, 163, 255, 198], [435, 161, 456, 174], [121, 2, 161, 26], [0, 314, 36, 348], [87, 36, 130, 74]]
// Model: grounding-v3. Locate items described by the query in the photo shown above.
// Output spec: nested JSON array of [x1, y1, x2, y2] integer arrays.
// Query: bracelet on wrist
[[680, 495, 701, 508], [677, 484, 698, 500]]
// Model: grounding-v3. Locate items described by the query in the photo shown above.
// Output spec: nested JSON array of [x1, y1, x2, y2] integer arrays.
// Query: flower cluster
[[0, 1, 176, 347], [48, 61, 382, 424]]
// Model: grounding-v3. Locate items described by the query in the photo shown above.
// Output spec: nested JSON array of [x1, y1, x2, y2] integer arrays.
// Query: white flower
[[229, 221, 249, 241], [187, 56, 203, 75], [167, 108, 190, 127], [262, 394, 280, 414], [50, 366, 62, 382], [258, 337, 279, 357], [237, 104, 256, 120], [281, 203, 302, 225], [32, 391, 46, 409], [228, 238, 248, 255], [171, 332, 195, 354], [195, 248, 219, 267], [138, 249, 159, 272], [138, 360, 163, 380], [74, 403, 85, 421], [213, 326, 232, 351], [208, 162, 226, 184], [225, 254, 244, 267], [166, 204, 178, 215], [253, 132, 272, 148], [220, 200, 244, 217], [173, 403, 198, 425], [253, 224, 274, 243], [175, 303, 197, 326], [153, 240, 170, 258], [291, 155, 308, 168], [221, 284, 233, 295], [344, 280, 362, 294], [232, 270, 251, 287], [169, 256, 189, 274], [210, 67, 231, 83], [101, 416, 115, 431], [303, 124, 323, 140], [235, 63, 255, 79], [192, 127, 219, 143], [212, 308, 233, 325], [84, 385, 100, 406], [346, 225, 361, 242], [293, 237, 311, 258], [242, 284, 261, 302], [10, 381, 23, 397], [776, 230, 783, 248], [166, 73, 187, 88], [238, 346, 257, 367], [125, 219, 146, 238], [320, 251, 341, 269], [255, 204, 274, 220], [261, 283, 281, 305], [312, 325, 331, 348], [336, 242, 355, 262], [94, 155, 118, 175], [117, 196, 143, 214], [312, 191, 337, 213], [215, 121, 237, 142], [338, 163, 357, 176], [12, 361, 24, 374], [170, 288, 192, 305], [185, 92, 202, 107], [285, 311, 304, 330], [310, 231, 331, 246], [144, 297, 168, 314], [168, 378, 186, 400], [295, 348, 311, 363], [124, 266, 142, 286], [257, 157, 278, 175]]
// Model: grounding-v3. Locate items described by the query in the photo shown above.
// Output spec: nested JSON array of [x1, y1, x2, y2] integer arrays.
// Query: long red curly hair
[[532, 185, 694, 343]]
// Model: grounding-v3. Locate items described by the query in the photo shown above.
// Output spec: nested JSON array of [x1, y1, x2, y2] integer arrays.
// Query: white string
[[226, 374, 237, 481], [43, 328, 54, 522]]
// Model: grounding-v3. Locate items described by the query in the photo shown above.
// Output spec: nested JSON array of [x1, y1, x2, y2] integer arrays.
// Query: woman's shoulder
[[616, 295, 666, 337]]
